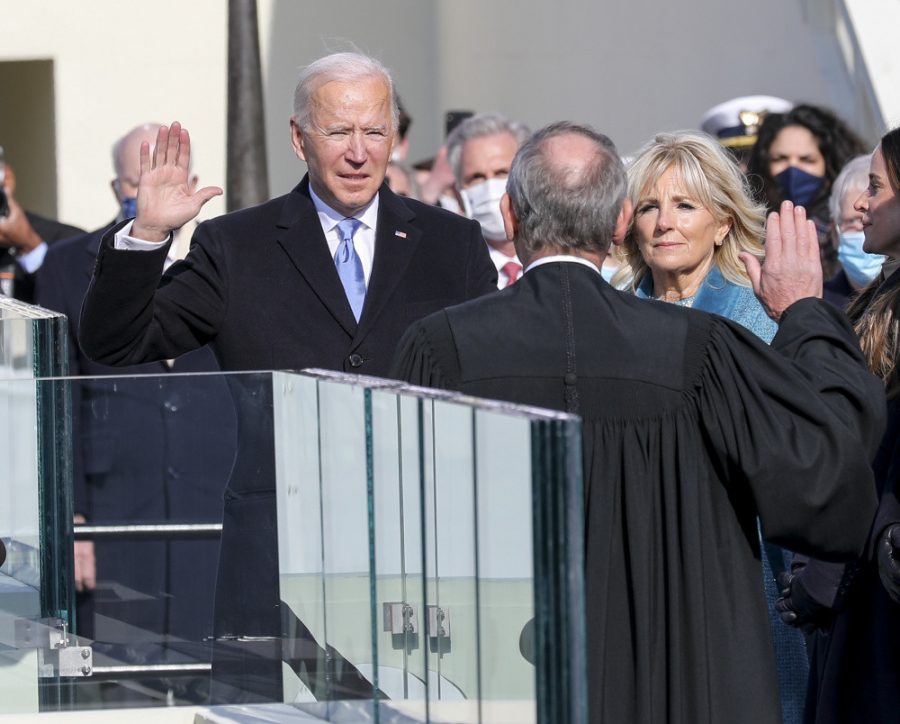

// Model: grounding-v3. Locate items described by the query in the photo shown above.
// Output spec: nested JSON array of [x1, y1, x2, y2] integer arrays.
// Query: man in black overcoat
[[78, 53, 496, 701], [390, 121, 885, 724], [35, 124, 235, 701]]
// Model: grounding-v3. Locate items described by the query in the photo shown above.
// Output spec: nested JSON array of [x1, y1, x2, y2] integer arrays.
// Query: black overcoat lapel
[[274, 178, 358, 337], [354, 186, 421, 344]]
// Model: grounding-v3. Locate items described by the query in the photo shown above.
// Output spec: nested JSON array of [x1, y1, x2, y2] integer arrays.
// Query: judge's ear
[[290, 119, 307, 162], [611, 198, 633, 247], [501, 193, 518, 241]]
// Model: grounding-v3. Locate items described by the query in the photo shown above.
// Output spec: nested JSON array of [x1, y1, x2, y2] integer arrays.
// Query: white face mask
[[837, 230, 885, 287], [460, 177, 508, 241]]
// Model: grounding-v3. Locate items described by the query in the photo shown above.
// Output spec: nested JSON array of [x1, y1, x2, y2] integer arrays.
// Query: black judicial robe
[[390, 260, 885, 724]]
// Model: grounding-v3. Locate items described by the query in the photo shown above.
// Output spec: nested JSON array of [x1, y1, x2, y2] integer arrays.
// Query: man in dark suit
[[35, 123, 235, 703], [0, 160, 83, 302], [390, 122, 885, 724], [78, 53, 496, 701]]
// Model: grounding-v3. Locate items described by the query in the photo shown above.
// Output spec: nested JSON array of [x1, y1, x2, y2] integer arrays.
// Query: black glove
[[877, 524, 900, 605], [775, 570, 835, 634]]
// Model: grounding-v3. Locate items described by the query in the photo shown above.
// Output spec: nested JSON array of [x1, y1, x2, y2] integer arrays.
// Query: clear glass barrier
[[0, 362, 583, 722], [0, 299, 67, 716]]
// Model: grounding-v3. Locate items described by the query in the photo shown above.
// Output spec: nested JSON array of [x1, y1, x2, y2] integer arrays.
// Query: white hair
[[292, 52, 398, 133]]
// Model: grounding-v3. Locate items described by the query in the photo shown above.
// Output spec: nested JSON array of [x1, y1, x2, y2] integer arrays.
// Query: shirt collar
[[525, 254, 601, 275], [488, 245, 520, 268], [309, 183, 380, 232]]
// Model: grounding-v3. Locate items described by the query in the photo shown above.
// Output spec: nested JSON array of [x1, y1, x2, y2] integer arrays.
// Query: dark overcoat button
[[348, 353, 364, 368]]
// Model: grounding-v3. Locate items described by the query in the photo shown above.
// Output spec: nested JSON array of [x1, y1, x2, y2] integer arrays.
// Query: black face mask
[[773, 166, 824, 207]]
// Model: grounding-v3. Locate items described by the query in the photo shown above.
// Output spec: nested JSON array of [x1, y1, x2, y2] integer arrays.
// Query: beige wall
[[0, 0, 893, 231], [0, 60, 57, 219], [0, 0, 227, 230]]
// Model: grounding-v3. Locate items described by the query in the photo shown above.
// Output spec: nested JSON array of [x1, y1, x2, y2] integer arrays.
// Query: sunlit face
[[835, 183, 866, 234], [854, 146, 900, 257], [768, 125, 826, 178], [633, 166, 731, 297], [458, 132, 519, 189], [291, 76, 395, 217]]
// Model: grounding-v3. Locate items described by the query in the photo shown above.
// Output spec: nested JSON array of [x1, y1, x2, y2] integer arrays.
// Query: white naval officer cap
[[699, 95, 794, 149]]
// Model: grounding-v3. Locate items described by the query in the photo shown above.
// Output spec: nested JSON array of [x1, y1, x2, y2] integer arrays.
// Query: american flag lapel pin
[[394, 230, 407, 239]]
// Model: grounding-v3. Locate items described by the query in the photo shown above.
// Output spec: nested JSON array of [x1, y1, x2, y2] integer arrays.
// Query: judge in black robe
[[390, 122, 885, 724]]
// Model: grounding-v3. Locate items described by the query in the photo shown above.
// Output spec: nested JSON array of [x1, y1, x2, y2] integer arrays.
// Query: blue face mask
[[773, 166, 824, 208], [837, 230, 885, 286], [120, 197, 137, 220]]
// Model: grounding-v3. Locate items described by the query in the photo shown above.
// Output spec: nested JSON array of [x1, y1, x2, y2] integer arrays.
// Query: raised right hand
[[739, 200, 823, 321], [131, 122, 223, 242]]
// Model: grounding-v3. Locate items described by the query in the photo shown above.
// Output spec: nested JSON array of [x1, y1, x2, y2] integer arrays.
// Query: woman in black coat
[[789, 125, 900, 724]]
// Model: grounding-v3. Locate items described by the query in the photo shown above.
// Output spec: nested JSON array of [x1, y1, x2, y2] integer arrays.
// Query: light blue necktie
[[335, 218, 366, 321]]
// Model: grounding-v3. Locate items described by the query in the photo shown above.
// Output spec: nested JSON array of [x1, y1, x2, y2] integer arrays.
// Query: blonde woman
[[618, 131, 807, 724], [616, 131, 775, 340]]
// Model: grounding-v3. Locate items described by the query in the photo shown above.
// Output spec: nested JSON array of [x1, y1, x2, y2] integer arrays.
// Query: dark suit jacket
[[35, 226, 235, 650], [79, 177, 497, 376], [76, 178, 496, 701], [1, 211, 83, 303]]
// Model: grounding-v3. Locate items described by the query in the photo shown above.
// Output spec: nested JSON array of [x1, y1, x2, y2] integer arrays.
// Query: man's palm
[[132, 122, 222, 241]]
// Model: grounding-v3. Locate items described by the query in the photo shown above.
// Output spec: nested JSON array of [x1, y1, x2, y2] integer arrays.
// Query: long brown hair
[[847, 127, 900, 399], [848, 279, 900, 399]]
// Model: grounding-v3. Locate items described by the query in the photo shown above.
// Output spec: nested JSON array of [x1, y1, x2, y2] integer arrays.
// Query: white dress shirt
[[309, 185, 378, 286], [489, 246, 522, 290], [17, 242, 48, 274], [114, 221, 197, 270], [525, 254, 601, 275]]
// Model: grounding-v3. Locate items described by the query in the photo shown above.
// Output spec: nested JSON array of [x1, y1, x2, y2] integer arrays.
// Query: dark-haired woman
[[785, 126, 900, 724], [746, 104, 868, 278]]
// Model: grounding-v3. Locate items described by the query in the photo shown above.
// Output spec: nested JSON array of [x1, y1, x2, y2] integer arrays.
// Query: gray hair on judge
[[446, 112, 531, 185], [292, 52, 399, 133], [506, 121, 625, 256], [828, 154, 871, 224]]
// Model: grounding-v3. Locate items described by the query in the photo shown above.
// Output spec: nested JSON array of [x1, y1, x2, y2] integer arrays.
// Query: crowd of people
[[1, 50, 898, 723]]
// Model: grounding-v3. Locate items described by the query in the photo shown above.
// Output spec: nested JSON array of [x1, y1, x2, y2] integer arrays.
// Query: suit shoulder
[[26, 211, 84, 243], [42, 226, 107, 266]]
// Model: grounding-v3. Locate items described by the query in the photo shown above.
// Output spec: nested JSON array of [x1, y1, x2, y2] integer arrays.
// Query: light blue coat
[[635, 264, 777, 342]]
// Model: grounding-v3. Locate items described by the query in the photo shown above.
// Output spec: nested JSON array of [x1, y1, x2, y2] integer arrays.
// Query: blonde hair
[[615, 131, 767, 291]]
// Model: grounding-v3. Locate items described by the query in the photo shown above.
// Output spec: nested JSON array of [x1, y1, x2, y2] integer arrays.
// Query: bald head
[[540, 133, 607, 188], [112, 123, 161, 186], [505, 121, 626, 257]]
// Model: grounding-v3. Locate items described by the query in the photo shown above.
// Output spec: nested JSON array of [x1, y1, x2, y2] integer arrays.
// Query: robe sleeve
[[389, 310, 461, 389], [695, 298, 885, 560]]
